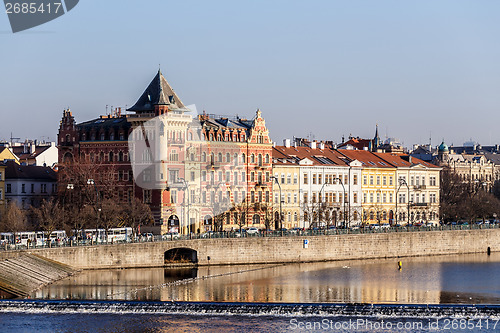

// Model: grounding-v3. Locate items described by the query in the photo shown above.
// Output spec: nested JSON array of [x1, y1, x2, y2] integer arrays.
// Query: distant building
[[10, 141, 58, 167], [434, 141, 496, 190], [338, 125, 405, 153], [4, 161, 58, 209], [0, 146, 19, 164]]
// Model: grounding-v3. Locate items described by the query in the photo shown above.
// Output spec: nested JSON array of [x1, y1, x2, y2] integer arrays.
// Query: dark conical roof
[[127, 70, 185, 112]]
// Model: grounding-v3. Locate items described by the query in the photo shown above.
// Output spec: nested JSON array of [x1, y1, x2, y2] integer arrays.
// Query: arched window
[[118, 151, 124, 162], [265, 154, 270, 164], [202, 152, 207, 162], [110, 132, 115, 141], [218, 153, 223, 162], [109, 152, 114, 162], [242, 153, 246, 164], [226, 153, 230, 163], [251, 154, 255, 164], [210, 153, 215, 164], [258, 154, 262, 166], [253, 214, 260, 225], [294, 212, 298, 222], [99, 152, 104, 162]]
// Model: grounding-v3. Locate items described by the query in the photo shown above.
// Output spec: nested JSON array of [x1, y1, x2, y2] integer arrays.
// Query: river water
[[1, 253, 499, 332]]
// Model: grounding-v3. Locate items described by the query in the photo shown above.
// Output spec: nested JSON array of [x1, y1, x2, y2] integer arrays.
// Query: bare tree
[[1, 202, 29, 239], [124, 197, 154, 237], [31, 199, 66, 246]]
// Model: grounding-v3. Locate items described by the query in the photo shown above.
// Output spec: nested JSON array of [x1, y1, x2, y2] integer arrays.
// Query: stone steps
[[0, 254, 77, 298]]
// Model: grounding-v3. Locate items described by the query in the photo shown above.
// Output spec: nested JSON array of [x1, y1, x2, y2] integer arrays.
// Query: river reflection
[[33, 253, 500, 304]]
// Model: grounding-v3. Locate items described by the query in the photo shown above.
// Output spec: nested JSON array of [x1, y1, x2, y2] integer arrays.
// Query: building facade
[[58, 70, 273, 234]]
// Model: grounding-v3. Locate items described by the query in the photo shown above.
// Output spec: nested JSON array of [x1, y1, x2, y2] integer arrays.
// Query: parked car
[[162, 232, 180, 240], [370, 224, 380, 230], [381, 223, 390, 229], [246, 227, 260, 235]]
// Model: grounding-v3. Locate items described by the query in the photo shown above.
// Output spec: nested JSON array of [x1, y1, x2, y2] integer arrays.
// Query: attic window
[[368, 161, 376, 166]]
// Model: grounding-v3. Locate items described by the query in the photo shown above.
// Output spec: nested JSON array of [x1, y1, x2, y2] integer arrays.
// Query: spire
[[372, 124, 380, 151], [127, 70, 185, 112]]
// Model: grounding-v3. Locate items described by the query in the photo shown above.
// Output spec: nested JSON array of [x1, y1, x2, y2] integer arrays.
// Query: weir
[[0, 254, 77, 298]]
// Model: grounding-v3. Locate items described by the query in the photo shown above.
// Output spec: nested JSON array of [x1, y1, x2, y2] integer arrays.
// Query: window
[[143, 189, 152, 203], [399, 193, 406, 203], [170, 150, 178, 161], [363, 175, 367, 185], [265, 154, 270, 164], [376, 192, 380, 203], [344, 175, 348, 185], [251, 154, 255, 163], [332, 193, 337, 202], [226, 171, 230, 182], [421, 194, 426, 203], [353, 192, 358, 203], [376, 176, 380, 185], [363, 193, 367, 203], [234, 172, 239, 185], [281, 173, 285, 184], [430, 176, 436, 186], [191, 171, 195, 182], [389, 177, 393, 186], [318, 174, 322, 184], [389, 193, 393, 203], [370, 193, 374, 203], [312, 174, 317, 184], [382, 193, 386, 203], [410, 176, 414, 186], [430, 193, 437, 203], [22, 184, 26, 193], [287, 193, 291, 203], [416, 176, 420, 186], [303, 192, 308, 203], [0, 189, 2, 200], [294, 193, 297, 203], [383, 176, 387, 186], [171, 190, 177, 204], [41, 184, 48, 193], [353, 175, 358, 185], [226, 153, 230, 163], [370, 176, 374, 185], [251, 172, 255, 182], [304, 173, 308, 184], [202, 171, 206, 182], [258, 191, 263, 202], [275, 193, 279, 203], [287, 174, 291, 184], [265, 191, 270, 202], [251, 191, 255, 203]]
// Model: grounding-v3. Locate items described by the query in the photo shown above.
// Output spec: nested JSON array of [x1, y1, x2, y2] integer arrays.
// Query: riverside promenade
[[0, 225, 497, 269]]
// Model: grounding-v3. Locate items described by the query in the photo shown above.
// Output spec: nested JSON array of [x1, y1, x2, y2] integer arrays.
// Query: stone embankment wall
[[0, 229, 497, 269]]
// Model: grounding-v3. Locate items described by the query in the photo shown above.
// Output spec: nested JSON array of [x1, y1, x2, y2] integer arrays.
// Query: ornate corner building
[[58, 70, 272, 234]]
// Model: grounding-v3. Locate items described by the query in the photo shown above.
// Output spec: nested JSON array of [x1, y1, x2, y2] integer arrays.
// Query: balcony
[[413, 185, 426, 190]]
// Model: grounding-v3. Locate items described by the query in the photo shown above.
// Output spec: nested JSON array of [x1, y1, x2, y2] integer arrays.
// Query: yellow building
[[0, 147, 19, 164], [338, 150, 397, 225], [0, 163, 5, 219], [271, 154, 301, 229]]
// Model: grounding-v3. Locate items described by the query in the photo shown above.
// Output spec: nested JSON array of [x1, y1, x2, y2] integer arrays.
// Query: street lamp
[[178, 177, 190, 235], [87, 179, 100, 243], [396, 178, 410, 225], [270, 176, 282, 231], [333, 177, 346, 228], [317, 182, 330, 229]]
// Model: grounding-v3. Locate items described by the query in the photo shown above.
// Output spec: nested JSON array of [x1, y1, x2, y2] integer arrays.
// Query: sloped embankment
[[0, 253, 77, 298]]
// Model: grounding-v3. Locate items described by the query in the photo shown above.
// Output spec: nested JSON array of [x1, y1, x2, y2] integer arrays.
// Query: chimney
[[319, 142, 325, 150], [30, 143, 35, 154], [310, 141, 317, 149], [284, 139, 291, 148]]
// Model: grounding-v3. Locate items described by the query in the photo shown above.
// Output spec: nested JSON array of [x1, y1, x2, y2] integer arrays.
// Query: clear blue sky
[[1, 0, 500, 148]]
